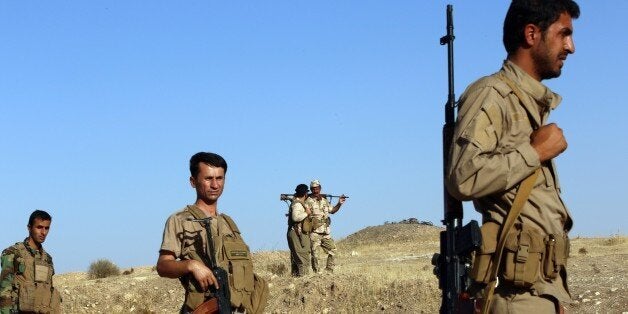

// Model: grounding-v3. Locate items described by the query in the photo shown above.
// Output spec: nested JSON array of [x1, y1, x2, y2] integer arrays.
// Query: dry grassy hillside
[[54, 222, 627, 313]]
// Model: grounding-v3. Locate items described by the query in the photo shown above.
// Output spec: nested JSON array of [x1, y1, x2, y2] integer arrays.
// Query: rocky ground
[[54, 221, 627, 313]]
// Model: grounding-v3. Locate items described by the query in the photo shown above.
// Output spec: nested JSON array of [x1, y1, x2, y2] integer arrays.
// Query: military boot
[[325, 255, 335, 272], [311, 256, 320, 274]]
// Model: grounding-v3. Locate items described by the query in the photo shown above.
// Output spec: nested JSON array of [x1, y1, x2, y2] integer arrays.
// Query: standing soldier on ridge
[[287, 184, 312, 277], [0, 210, 62, 314], [157, 152, 268, 313], [446, 0, 580, 312], [306, 179, 346, 273]]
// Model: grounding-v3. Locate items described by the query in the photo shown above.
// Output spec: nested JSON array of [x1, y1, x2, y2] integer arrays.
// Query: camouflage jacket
[[0, 239, 56, 314], [305, 196, 332, 234]]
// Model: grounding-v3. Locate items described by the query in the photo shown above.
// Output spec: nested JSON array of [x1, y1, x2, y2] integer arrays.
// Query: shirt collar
[[22, 237, 44, 256], [502, 60, 562, 110]]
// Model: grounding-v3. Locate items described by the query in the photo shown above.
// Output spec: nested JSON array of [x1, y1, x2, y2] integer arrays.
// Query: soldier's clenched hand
[[188, 260, 219, 291], [530, 123, 567, 162]]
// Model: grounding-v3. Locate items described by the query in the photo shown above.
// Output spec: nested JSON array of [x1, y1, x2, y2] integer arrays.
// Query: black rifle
[[432, 5, 482, 314], [188, 217, 232, 314]]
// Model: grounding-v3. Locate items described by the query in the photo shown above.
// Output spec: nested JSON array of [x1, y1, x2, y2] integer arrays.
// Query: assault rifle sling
[[187, 214, 232, 314]]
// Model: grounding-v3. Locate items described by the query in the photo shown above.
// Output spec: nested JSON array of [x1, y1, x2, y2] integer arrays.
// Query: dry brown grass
[[602, 234, 625, 246], [54, 224, 627, 313]]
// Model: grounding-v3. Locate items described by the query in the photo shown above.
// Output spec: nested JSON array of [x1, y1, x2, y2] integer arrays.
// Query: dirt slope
[[54, 222, 627, 313]]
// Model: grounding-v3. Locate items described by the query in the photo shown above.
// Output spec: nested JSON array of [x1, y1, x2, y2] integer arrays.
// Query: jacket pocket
[[17, 282, 35, 312]]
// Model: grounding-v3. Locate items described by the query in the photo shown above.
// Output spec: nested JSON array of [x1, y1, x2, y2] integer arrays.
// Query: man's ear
[[523, 24, 541, 47], [190, 176, 196, 188]]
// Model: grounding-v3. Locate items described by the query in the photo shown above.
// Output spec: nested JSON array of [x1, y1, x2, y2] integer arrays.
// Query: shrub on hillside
[[88, 259, 121, 279], [266, 262, 287, 276]]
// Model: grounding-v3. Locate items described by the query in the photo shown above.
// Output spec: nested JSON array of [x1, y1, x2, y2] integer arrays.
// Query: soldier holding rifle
[[157, 152, 267, 313], [306, 180, 347, 273], [446, 1, 580, 312]]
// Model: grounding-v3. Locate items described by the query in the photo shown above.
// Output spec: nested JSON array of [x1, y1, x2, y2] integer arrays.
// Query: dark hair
[[503, 0, 580, 55], [28, 210, 52, 226], [189, 152, 228, 178], [295, 184, 309, 197]]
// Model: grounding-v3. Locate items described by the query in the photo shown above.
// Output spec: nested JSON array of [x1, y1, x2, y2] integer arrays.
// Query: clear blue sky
[[1, 1, 626, 274]]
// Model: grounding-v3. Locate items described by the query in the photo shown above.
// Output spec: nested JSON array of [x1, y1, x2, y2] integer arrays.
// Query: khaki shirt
[[446, 60, 573, 302], [305, 196, 332, 234], [160, 205, 235, 263]]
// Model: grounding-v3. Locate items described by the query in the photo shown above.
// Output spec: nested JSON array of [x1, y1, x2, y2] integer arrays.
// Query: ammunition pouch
[[470, 222, 499, 284], [222, 237, 254, 309], [311, 217, 326, 230], [12, 243, 61, 314], [471, 222, 570, 287], [542, 233, 569, 280], [216, 214, 269, 313], [17, 281, 58, 313], [502, 224, 545, 287], [250, 273, 269, 314], [300, 217, 313, 234], [221, 233, 269, 313]]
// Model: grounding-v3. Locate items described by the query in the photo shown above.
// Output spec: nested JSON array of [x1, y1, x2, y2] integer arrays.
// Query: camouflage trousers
[[287, 228, 311, 276], [309, 232, 336, 273]]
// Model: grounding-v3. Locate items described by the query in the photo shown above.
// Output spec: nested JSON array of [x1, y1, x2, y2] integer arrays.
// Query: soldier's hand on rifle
[[338, 194, 347, 205], [188, 259, 220, 291], [331, 194, 347, 214], [530, 123, 568, 162]]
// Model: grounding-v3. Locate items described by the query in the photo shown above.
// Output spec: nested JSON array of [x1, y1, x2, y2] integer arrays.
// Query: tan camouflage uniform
[[447, 60, 573, 311], [306, 196, 337, 273]]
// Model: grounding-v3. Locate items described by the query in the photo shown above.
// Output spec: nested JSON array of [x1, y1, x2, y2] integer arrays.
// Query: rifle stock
[[192, 297, 219, 314], [433, 5, 482, 314]]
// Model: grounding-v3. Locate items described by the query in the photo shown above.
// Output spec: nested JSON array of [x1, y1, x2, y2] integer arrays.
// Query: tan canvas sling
[[480, 168, 540, 314], [480, 72, 543, 313]]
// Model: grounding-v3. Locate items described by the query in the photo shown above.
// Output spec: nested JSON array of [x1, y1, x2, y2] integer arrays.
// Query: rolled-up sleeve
[[160, 215, 182, 257]]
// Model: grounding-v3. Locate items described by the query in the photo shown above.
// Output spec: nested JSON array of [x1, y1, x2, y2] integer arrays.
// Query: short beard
[[532, 36, 561, 80]]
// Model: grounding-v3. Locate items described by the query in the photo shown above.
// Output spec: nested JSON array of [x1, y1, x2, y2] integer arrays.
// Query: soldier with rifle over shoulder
[[286, 184, 312, 277], [280, 183, 348, 275], [443, 1, 581, 313], [306, 180, 346, 274]]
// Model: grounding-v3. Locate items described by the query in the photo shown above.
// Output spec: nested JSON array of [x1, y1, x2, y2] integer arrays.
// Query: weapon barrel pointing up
[[439, 5, 464, 314], [441, 4, 463, 223]]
